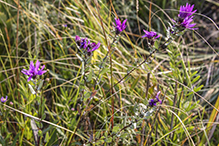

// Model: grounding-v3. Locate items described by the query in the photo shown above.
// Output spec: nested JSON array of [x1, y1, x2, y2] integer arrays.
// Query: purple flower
[[173, 3, 197, 30], [21, 60, 47, 82], [87, 42, 101, 52], [75, 36, 101, 55], [155, 91, 162, 104], [80, 38, 88, 49], [75, 35, 81, 46], [142, 30, 160, 39], [1, 96, 8, 103], [149, 91, 162, 107], [75, 35, 80, 41], [113, 18, 127, 34], [181, 16, 197, 30], [178, 3, 196, 19], [149, 99, 156, 106]]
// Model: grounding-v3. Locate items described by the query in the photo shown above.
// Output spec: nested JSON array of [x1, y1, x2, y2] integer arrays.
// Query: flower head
[[142, 30, 160, 39], [87, 42, 101, 52], [75, 36, 101, 55], [21, 60, 47, 82], [1, 96, 8, 103], [142, 30, 160, 46], [172, 3, 197, 30], [149, 91, 162, 107], [149, 99, 156, 106], [181, 16, 197, 30], [178, 3, 196, 19], [113, 18, 127, 35]]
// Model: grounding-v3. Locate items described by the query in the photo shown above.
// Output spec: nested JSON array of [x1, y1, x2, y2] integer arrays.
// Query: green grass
[[0, 0, 219, 145]]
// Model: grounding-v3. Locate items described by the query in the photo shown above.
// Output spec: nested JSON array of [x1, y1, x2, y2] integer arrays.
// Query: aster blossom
[[149, 91, 162, 107], [178, 3, 196, 19], [113, 18, 127, 35], [21, 60, 47, 82], [1, 96, 8, 103], [181, 16, 197, 30], [142, 30, 160, 46], [75, 35, 101, 55], [142, 30, 160, 39], [173, 3, 197, 30]]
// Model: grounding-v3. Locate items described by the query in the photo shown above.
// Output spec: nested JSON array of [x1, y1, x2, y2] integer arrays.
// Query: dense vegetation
[[0, 0, 219, 145]]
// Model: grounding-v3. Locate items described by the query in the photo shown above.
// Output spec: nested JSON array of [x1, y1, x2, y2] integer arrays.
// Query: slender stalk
[[170, 81, 177, 140], [144, 88, 167, 146], [16, 0, 20, 100]]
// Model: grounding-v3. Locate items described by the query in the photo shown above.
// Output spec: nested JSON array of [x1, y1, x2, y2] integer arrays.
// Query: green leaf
[[112, 126, 120, 133], [28, 84, 36, 95], [56, 128, 66, 139], [87, 70, 93, 82], [191, 75, 200, 84], [131, 75, 140, 90], [11, 132, 20, 146], [194, 85, 203, 92], [44, 132, 50, 143], [37, 79, 44, 91], [45, 128, 58, 146], [100, 68, 109, 75], [191, 71, 198, 77]]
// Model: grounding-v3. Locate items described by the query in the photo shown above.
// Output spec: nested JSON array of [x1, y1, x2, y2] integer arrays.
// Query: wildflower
[[21, 60, 47, 82], [75, 36, 101, 55], [1, 96, 8, 103], [63, 24, 67, 27], [142, 30, 160, 39], [10, 101, 13, 105], [173, 3, 197, 30], [142, 30, 160, 46], [113, 18, 127, 35], [80, 38, 89, 49], [180, 16, 197, 30], [149, 91, 162, 107], [87, 42, 101, 52], [178, 3, 197, 19]]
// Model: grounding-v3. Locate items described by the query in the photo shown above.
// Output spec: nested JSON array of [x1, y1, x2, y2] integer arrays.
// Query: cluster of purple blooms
[[21, 60, 47, 82], [113, 18, 127, 35], [75, 35, 101, 56], [173, 3, 197, 30], [149, 91, 162, 107]]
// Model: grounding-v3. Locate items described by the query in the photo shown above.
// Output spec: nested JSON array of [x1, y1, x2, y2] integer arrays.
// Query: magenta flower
[[142, 30, 160, 46], [1, 96, 8, 103], [142, 30, 160, 39], [21, 60, 47, 82], [149, 91, 162, 107], [113, 18, 127, 34], [181, 16, 197, 30], [178, 3, 196, 19], [173, 3, 197, 30]]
